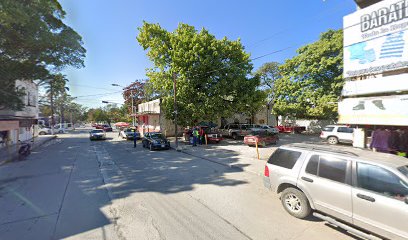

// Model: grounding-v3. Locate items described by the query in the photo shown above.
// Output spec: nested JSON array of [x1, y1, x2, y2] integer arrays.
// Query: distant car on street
[[120, 128, 140, 140], [54, 123, 74, 131], [320, 125, 354, 145], [219, 123, 253, 140], [102, 124, 113, 132], [244, 129, 279, 147], [253, 125, 279, 134], [55, 127, 66, 134], [197, 126, 223, 143], [142, 132, 170, 150], [89, 129, 106, 141], [277, 125, 306, 133], [38, 127, 51, 135]]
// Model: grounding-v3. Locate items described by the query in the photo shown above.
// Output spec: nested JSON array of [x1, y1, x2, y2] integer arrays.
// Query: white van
[[54, 123, 74, 131]]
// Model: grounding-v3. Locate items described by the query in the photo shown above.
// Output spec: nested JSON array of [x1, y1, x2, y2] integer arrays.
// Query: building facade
[[136, 99, 183, 137], [339, 0, 408, 149], [0, 80, 39, 161]]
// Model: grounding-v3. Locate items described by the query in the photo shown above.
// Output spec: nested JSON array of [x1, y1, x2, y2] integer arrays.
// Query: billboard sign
[[344, 0, 408, 78], [338, 94, 408, 126], [342, 74, 408, 96]]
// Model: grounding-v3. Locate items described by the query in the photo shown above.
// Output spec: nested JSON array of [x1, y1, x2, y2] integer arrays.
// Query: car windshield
[[124, 129, 133, 133], [150, 133, 164, 139], [398, 165, 408, 178], [91, 130, 103, 133]]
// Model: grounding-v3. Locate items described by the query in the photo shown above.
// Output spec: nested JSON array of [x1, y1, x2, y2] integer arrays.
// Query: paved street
[[0, 130, 359, 240]]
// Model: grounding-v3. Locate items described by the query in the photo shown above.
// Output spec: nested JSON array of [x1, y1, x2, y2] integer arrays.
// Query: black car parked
[[142, 132, 170, 150]]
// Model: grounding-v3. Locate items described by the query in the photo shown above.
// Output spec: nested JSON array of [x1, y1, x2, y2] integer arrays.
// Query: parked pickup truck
[[219, 123, 253, 140]]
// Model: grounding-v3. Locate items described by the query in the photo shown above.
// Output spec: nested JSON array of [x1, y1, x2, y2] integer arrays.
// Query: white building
[[0, 80, 39, 157]]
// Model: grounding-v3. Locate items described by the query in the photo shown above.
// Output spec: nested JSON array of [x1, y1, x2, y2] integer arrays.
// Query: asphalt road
[[0, 130, 360, 240]]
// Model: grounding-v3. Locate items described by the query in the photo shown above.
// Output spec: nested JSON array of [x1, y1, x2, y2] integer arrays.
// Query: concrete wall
[[219, 106, 277, 127], [159, 111, 183, 137], [278, 116, 336, 133]]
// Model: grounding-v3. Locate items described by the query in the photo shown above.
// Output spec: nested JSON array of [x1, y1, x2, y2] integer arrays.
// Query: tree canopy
[[273, 29, 343, 120], [254, 61, 281, 102], [0, 0, 86, 110], [137, 22, 262, 126]]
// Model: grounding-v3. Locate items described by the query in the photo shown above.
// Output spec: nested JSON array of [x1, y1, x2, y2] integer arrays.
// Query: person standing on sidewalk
[[133, 129, 137, 148]]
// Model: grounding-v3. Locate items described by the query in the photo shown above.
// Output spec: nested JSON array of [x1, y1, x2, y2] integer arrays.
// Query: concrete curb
[[170, 146, 262, 176]]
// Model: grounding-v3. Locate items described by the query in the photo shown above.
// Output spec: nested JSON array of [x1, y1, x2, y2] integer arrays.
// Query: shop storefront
[[340, 0, 408, 155]]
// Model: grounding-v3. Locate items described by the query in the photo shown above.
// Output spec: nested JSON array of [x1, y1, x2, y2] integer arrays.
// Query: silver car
[[264, 143, 408, 240], [89, 129, 106, 141]]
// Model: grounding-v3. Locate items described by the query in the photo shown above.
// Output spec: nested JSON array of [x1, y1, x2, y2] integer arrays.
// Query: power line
[[247, 0, 349, 48], [68, 83, 118, 91], [72, 90, 123, 98]]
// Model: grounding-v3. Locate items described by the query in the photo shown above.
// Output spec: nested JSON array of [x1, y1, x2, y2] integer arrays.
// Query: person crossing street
[[133, 129, 137, 148], [192, 127, 199, 146]]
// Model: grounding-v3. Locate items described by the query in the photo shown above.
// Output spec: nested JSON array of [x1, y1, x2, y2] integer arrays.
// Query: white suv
[[264, 143, 408, 240], [320, 125, 354, 145]]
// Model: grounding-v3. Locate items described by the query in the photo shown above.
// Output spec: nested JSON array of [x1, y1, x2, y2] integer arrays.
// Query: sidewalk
[[0, 135, 118, 240], [168, 133, 320, 176], [0, 135, 56, 165]]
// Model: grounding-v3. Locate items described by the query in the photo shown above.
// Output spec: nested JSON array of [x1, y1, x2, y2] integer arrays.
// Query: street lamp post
[[112, 84, 135, 127]]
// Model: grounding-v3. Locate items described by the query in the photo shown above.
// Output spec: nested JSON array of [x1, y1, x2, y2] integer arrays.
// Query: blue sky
[[59, 0, 356, 108]]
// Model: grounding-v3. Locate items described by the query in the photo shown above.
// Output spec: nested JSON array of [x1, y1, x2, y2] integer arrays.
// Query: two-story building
[[0, 80, 39, 159]]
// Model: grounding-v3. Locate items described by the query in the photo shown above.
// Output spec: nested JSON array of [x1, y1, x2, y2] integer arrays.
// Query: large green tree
[[273, 29, 343, 120], [0, 0, 86, 110], [254, 62, 281, 102], [137, 22, 261, 126]]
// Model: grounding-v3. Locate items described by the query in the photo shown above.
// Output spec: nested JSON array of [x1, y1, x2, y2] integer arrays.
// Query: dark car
[[142, 132, 170, 150], [120, 128, 140, 140], [102, 124, 113, 132]]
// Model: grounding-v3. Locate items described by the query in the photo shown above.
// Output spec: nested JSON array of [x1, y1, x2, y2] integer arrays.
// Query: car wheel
[[281, 188, 311, 219], [58, 130, 63, 134], [39, 132, 46, 135], [149, 143, 153, 151], [327, 136, 339, 145], [232, 133, 238, 140]]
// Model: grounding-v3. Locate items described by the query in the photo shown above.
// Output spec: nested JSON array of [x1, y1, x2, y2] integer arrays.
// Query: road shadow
[[91, 139, 248, 198], [0, 132, 249, 239]]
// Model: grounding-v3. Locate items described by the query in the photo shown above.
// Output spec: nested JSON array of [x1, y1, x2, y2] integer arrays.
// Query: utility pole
[[173, 73, 178, 150], [131, 89, 135, 127]]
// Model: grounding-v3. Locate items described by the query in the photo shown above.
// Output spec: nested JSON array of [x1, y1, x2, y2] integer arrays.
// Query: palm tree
[[42, 74, 69, 133]]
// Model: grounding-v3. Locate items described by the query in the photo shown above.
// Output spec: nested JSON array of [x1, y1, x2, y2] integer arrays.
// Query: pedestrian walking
[[133, 129, 137, 148], [192, 127, 199, 146], [198, 127, 205, 145]]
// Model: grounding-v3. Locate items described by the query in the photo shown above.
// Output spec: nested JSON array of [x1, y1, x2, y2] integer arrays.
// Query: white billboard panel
[[344, 0, 408, 78], [342, 74, 408, 96], [338, 94, 408, 126]]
